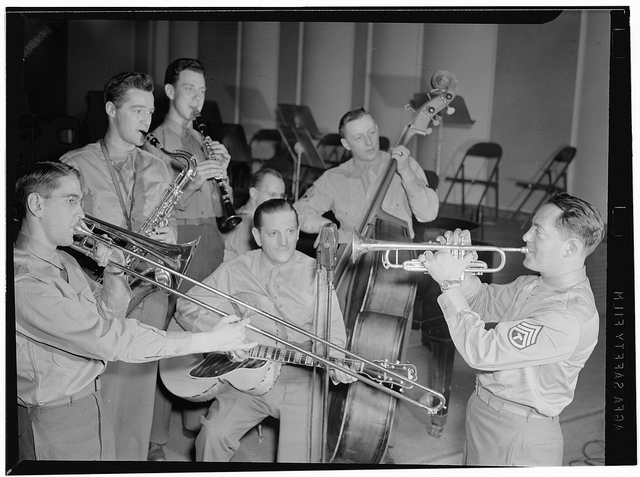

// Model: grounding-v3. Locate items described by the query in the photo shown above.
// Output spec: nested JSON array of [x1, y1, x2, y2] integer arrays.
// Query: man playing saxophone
[[142, 57, 233, 460], [60, 72, 177, 461]]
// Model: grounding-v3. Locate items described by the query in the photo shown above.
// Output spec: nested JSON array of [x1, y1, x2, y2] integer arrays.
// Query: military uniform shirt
[[14, 233, 192, 407], [437, 267, 599, 417], [294, 151, 438, 243], [60, 138, 178, 243]]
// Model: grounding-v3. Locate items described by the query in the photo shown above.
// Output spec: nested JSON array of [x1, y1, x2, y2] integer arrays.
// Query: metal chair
[[443, 142, 502, 222], [510, 146, 577, 227]]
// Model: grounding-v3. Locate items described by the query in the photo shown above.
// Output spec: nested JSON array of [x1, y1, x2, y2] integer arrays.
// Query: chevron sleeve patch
[[508, 321, 544, 350]]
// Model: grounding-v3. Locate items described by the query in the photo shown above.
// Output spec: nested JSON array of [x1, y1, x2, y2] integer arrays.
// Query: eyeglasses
[[257, 189, 287, 200], [44, 195, 84, 208]]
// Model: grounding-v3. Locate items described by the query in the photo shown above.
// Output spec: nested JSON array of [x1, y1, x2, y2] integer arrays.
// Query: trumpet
[[70, 222, 447, 415], [352, 230, 528, 274]]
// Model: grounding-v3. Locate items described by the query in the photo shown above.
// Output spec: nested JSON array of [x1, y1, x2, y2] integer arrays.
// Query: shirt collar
[[15, 232, 64, 271], [259, 250, 297, 283], [351, 151, 388, 176], [104, 136, 137, 162], [540, 266, 588, 291], [163, 115, 194, 138]]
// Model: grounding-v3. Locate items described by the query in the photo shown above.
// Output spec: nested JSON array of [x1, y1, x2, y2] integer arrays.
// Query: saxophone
[[194, 114, 242, 232], [127, 132, 199, 290]]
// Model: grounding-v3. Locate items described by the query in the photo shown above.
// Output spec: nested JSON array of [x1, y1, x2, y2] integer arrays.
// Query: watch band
[[440, 279, 462, 292]]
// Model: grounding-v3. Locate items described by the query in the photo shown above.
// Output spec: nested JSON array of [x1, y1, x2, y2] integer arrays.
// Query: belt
[[475, 385, 551, 420], [176, 217, 217, 226], [30, 378, 101, 408]]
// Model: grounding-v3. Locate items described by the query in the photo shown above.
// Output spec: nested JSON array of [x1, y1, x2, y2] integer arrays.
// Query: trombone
[[71, 219, 447, 415], [352, 230, 528, 274]]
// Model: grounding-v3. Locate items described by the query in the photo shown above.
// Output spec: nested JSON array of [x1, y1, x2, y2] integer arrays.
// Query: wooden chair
[[443, 142, 502, 222], [510, 146, 577, 227]]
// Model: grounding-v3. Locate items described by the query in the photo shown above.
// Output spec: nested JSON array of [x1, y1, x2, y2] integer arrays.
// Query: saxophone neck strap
[[100, 139, 137, 231]]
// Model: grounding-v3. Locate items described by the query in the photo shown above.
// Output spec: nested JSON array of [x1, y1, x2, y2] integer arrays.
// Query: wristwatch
[[440, 279, 462, 292]]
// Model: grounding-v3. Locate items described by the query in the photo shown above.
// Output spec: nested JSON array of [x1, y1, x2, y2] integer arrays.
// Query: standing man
[[60, 71, 177, 461], [419, 192, 605, 466], [176, 199, 356, 462], [142, 58, 233, 459], [144, 57, 231, 283], [13, 161, 254, 461], [294, 107, 439, 244], [223, 168, 286, 261]]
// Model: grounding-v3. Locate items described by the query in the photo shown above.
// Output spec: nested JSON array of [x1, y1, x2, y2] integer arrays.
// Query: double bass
[[326, 71, 457, 463]]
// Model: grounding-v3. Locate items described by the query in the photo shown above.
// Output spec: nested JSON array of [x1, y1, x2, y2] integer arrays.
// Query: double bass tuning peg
[[447, 106, 456, 116]]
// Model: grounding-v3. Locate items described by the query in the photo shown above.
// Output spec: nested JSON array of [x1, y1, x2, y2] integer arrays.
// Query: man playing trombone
[[175, 199, 356, 462], [419, 192, 605, 466], [13, 162, 255, 461]]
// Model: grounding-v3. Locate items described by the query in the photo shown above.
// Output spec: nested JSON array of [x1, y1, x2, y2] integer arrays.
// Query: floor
[[158, 205, 607, 468]]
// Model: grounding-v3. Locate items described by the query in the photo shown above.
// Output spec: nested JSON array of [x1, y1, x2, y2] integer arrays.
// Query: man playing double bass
[[293, 107, 440, 462], [294, 107, 439, 245]]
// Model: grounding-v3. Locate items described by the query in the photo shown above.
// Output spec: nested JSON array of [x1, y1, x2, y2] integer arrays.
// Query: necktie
[[266, 268, 287, 344], [120, 152, 136, 197], [59, 263, 69, 283]]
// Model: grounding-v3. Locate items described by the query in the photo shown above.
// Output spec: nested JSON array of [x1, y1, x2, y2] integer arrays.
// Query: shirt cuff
[[437, 287, 472, 320], [164, 330, 193, 357]]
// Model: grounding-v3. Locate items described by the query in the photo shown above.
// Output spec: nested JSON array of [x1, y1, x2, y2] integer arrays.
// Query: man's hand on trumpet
[[419, 228, 477, 285], [191, 315, 258, 354]]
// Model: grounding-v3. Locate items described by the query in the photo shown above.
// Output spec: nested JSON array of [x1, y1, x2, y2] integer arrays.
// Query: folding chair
[[510, 146, 577, 227], [443, 142, 502, 222]]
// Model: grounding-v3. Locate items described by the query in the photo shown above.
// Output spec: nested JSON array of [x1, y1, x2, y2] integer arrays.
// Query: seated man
[[222, 168, 286, 261], [419, 192, 605, 466], [13, 161, 255, 461], [176, 199, 355, 462]]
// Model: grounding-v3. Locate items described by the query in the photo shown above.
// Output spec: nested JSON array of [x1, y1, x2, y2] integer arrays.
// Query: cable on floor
[[568, 439, 605, 466]]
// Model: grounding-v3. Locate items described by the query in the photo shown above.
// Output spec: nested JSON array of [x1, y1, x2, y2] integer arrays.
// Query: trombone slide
[[70, 221, 447, 415]]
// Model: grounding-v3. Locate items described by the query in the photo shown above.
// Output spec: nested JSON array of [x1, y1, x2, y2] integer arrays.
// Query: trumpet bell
[[74, 214, 200, 290]]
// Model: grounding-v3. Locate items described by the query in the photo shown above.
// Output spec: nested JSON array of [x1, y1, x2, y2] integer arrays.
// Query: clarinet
[[194, 114, 242, 232]]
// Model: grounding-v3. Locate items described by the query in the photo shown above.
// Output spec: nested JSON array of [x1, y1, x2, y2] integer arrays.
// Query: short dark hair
[[15, 162, 81, 220], [546, 192, 605, 256], [164, 58, 205, 86], [338, 107, 371, 138], [250, 168, 284, 190], [253, 199, 298, 230], [104, 72, 154, 108]]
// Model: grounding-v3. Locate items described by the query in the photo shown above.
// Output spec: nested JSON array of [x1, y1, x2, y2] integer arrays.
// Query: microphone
[[317, 223, 339, 272]]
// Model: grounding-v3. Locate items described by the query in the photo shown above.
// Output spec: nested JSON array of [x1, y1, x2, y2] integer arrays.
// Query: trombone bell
[[72, 214, 200, 290]]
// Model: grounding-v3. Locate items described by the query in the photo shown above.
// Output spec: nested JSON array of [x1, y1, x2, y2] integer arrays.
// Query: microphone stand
[[315, 223, 339, 463]]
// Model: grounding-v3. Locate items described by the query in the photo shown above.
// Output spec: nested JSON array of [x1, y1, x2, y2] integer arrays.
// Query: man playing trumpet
[[13, 161, 255, 461], [419, 192, 605, 466]]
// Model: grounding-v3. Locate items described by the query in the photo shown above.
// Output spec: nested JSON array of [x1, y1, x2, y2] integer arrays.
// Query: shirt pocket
[[82, 193, 127, 227]]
